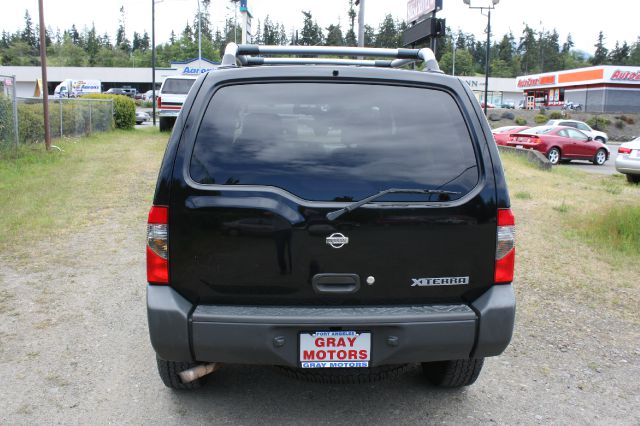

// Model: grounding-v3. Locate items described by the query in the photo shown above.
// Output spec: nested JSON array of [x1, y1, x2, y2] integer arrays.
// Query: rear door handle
[[312, 274, 361, 295]]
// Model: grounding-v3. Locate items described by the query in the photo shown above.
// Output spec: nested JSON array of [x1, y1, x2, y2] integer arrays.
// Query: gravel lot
[[1, 139, 639, 425]]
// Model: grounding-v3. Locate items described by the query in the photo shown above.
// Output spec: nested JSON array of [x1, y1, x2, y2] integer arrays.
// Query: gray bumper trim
[[147, 285, 515, 365]]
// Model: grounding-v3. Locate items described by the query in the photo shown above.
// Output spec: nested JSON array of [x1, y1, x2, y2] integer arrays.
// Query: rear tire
[[547, 147, 561, 165], [277, 364, 411, 384], [159, 117, 172, 132], [422, 358, 485, 388], [627, 174, 640, 184], [593, 149, 607, 165], [156, 355, 203, 390]]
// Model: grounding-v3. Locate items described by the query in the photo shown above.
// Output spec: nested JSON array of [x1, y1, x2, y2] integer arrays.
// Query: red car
[[506, 126, 609, 165], [492, 126, 530, 146]]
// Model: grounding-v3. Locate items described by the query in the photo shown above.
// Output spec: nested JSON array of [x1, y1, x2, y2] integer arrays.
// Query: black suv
[[146, 43, 516, 390]]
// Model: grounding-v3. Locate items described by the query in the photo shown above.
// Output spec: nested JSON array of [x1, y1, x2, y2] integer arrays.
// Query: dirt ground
[[0, 136, 639, 425]]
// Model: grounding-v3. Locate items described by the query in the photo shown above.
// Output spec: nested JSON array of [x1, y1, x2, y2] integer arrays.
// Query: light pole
[[463, 0, 499, 115]]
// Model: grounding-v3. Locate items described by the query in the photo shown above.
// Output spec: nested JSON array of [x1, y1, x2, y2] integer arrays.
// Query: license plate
[[632, 150, 640, 158], [516, 145, 523, 149], [299, 331, 371, 368]]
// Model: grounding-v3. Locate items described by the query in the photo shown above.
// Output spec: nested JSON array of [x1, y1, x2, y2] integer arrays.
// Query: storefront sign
[[611, 69, 640, 81], [517, 75, 556, 88]]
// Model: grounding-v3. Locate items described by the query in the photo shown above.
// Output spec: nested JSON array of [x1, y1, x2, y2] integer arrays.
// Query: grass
[[500, 151, 640, 321], [0, 128, 167, 252]]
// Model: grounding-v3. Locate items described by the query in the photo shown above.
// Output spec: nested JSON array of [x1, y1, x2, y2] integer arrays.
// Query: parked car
[[136, 111, 150, 125], [144, 90, 159, 102], [157, 76, 197, 131], [546, 119, 608, 143], [492, 125, 530, 146], [500, 101, 515, 109], [506, 125, 609, 165], [615, 137, 640, 183], [104, 87, 137, 98], [135, 92, 145, 100], [146, 43, 515, 390], [481, 102, 496, 109]]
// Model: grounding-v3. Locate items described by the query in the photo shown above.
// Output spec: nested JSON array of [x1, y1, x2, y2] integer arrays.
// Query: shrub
[[82, 94, 135, 129], [549, 111, 564, 119], [586, 116, 611, 130], [534, 114, 547, 124], [501, 111, 515, 120], [615, 120, 625, 129], [0, 96, 16, 146], [619, 115, 636, 125], [515, 117, 527, 125]]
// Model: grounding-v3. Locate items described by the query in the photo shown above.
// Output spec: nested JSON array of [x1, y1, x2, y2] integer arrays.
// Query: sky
[[1, 0, 638, 54]]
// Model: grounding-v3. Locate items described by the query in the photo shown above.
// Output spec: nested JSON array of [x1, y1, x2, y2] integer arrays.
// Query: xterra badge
[[326, 233, 349, 249], [411, 277, 469, 286]]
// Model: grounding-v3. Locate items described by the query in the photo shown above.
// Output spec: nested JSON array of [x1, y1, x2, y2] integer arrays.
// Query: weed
[[514, 191, 532, 200], [579, 205, 640, 256], [553, 200, 570, 213], [515, 117, 527, 125]]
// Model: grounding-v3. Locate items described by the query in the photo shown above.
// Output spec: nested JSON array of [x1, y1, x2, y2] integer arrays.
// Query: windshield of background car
[[162, 78, 196, 94], [190, 83, 479, 202]]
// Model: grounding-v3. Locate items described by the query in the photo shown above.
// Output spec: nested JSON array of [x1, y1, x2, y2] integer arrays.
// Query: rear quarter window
[[189, 82, 479, 202]]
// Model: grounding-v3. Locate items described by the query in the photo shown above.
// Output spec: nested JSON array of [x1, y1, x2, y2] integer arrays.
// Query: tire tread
[[156, 356, 203, 390]]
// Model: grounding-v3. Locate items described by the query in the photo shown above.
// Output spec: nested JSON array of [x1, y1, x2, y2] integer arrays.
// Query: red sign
[[407, 0, 442, 22], [517, 75, 556, 88], [611, 70, 640, 81]]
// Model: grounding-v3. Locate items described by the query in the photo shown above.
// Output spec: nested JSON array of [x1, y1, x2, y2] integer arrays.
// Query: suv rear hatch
[[168, 79, 497, 305]]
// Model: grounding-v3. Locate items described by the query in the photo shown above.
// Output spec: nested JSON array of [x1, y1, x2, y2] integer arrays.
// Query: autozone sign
[[407, 0, 442, 22], [611, 69, 640, 82], [517, 75, 556, 88]]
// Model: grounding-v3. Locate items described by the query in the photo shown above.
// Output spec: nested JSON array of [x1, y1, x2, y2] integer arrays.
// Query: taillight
[[529, 135, 540, 144], [618, 147, 632, 154], [495, 208, 515, 284], [157, 96, 161, 109], [147, 206, 168, 284]]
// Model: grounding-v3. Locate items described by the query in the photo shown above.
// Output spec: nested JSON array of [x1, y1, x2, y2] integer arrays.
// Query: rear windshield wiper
[[326, 188, 461, 221]]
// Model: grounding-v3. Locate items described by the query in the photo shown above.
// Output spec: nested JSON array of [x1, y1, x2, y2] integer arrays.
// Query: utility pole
[[37, 0, 51, 150], [197, 0, 202, 62], [356, 0, 365, 47], [152, 0, 157, 126]]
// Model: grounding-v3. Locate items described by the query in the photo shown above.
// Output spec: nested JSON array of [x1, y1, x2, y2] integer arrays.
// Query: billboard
[[407, 0, 443, 23]]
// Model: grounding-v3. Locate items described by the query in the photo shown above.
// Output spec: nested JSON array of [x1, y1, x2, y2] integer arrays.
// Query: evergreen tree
[[345, 0, 357, 46], [518, 25, 538, 74], [86, 24, 100, 65], [115, 6, 130, 52], [325, 24, 344, 46], [591, 31, 608, 65], [608, 41, 630, 64], [21, 10, 37, 49], [562, 33, 574, 54], [300, 11, 323, 46], [375, 15, 396, 48]]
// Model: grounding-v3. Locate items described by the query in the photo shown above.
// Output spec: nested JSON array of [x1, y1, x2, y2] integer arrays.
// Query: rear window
[[190, 83, 479, 202], [162, 78, 196, 94]]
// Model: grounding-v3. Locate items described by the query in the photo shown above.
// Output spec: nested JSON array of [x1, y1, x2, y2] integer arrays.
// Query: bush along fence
[[1, 91, 137, 148], [0, 75, 19, 148]]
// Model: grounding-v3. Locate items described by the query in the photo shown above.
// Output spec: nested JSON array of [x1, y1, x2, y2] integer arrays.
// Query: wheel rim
[[596, 151, 606, 164], [548, 149, 559, 164]]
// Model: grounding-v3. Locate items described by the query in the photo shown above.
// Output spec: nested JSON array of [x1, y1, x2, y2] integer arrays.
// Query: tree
[[345, 0, 357, 46], [375, 15, 396, 48], [608, 41, 630, 64], [325, 24, 344, 46], [115, 6, 130, 52], [21, 10, 37, 49], [439, 49, 473, 75], [591, 31, 608, 65], [562, 33, 574, 54], [300, 11, 323, 46], [364, 25, 375, 47], [262, 16, 279, 45], [85, 24, 100, 65], [518, 25, 538, 74]]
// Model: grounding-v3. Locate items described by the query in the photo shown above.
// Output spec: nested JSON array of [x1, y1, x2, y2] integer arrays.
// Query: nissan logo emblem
[[326, 233, 349, 249]]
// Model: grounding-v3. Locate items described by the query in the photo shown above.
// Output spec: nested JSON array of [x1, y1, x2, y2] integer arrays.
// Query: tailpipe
[[179, 363, 221, 383]]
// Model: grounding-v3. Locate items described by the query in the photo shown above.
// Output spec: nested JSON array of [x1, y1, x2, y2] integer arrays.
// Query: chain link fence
[[16, 97, 114, 145], [0, 75, 19, 149], [1, 74, 114, 150]]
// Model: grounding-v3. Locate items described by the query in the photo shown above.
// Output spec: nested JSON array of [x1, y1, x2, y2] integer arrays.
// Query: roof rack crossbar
[[220, 43, 441, 72]]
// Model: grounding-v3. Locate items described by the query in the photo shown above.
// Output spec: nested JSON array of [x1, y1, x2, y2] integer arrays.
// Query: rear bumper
[[615, 156, 640, 175], [147, 285, 515, 366]]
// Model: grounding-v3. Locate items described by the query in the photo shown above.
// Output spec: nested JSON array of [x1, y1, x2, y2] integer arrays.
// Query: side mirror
[[587, 137, 593, 141]]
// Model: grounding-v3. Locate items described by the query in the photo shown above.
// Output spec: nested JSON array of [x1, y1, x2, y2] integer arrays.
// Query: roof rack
[[220, 43, 441, 72]]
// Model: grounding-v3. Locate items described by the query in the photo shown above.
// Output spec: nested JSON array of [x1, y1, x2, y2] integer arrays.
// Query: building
[[0, 57, 219, 98], [516, 66, 640, 112], [458, 76, 521, 107]]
